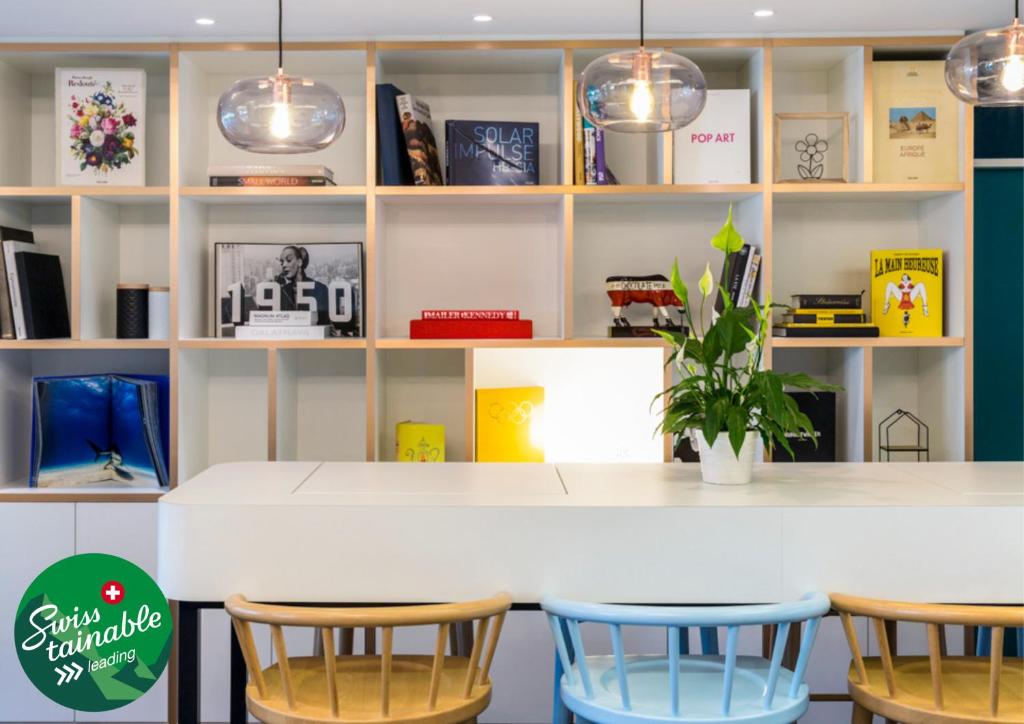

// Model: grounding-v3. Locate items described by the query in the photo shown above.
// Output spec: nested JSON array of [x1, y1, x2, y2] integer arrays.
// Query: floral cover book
[[56, 68, 146, 186]]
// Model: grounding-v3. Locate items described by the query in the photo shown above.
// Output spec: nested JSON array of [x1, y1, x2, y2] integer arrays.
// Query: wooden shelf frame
[[0, 34, 972, 504]]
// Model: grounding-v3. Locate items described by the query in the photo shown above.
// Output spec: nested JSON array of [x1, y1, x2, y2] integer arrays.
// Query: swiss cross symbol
[[101, 580, 124, 605]]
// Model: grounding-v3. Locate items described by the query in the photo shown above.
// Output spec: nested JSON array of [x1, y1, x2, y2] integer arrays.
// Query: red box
[[409, 319, 533, 339]]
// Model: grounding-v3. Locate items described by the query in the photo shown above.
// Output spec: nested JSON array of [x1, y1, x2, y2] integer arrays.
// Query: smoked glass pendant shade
[[217, 70, 345, 153], [945, 18, 1024, 106], [577, 48, 707, 133]]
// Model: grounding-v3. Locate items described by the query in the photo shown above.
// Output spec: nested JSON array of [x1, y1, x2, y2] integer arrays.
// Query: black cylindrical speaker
[[116, 284, 149, 339]]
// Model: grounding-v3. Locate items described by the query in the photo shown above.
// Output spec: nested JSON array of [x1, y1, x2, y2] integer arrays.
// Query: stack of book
[[774, 293, 880, 337], [410, 309, 533, 339], [715, 243, 762, 312], [1, 226, 70, 340], [235, 310, 330, 340], [207, 165, 336, 187], [574, 82, 619, 186]]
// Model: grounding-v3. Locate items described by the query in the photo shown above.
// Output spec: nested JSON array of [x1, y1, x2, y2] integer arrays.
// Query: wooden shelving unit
[[0, 35, 973, 501]]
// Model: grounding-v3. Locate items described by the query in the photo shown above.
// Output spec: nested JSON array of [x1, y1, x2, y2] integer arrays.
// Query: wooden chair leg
[[852, 702, 873, 724]]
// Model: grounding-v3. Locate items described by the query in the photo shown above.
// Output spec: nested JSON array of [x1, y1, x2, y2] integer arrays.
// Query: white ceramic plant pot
[[697, 431, 757, 485]]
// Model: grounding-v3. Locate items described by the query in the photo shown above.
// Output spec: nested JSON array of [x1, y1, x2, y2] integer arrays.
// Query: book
[[410, 319, 533, 339], [772, 324, 880, 337], [790, 293, 865, 310], [375, 84, 414, 186], [57, 68, 145, 186], [248, 310, 315, 326], [215, 242, 363, 338], [208, 176, 335, 187], [583, 125, 596, 184], [422, 309, 519, 320], [573, 81, 584, 186], [15, 252, 71, 339], [235, 324, 330, 340], [395, 421, 445, 462], [396, 94, 443, 185], [3, 240, 43, 340], [740, 252, 761, 307], [594, 128, 607, 185], [445, 121, 539, 186], [715, 244, 751, 312], [870, 249, 943, 337], [673, 89, 751, 184], [873, 61, 959, 183], [784, 311, 868, 324], [773, 392, 836, 463], [30, 374, 169, 487], [475, 386, 545, 462], [207, 164, 334, 180], [0, 226, 33, 339]]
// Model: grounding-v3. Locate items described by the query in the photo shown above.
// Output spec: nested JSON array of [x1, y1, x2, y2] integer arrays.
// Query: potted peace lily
[[654, 208, 841, 485]]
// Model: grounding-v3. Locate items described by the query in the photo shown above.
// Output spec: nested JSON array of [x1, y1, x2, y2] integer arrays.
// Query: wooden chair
[[543, 592, 830, 723], [225, 592, 512, 724], [831, 593, 1024, 723]]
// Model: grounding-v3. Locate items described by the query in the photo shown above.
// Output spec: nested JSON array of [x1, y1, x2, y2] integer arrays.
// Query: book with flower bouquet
[[57, 69, 145, 185]]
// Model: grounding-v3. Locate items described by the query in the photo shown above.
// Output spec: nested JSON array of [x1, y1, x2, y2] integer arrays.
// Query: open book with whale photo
[[30, 374, 170, 488]]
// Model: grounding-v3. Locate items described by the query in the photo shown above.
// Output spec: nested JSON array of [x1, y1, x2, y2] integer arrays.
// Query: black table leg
[[230, 625, 247, 723], [177, 601, 201, 724]]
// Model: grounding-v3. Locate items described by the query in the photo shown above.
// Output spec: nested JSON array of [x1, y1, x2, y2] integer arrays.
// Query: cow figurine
[[605, 274, 684, 330]]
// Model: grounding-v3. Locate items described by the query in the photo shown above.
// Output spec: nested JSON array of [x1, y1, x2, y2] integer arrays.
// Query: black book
[[14, 251, 70, 339], [715, 244, 751, 312], [0, 225, 34, 339], [376, 84, 414, 186], [772, 325, 880, 337], [790, 293, 865, 310], [445, 120, 540, 186], [774, 391, 836, 463]]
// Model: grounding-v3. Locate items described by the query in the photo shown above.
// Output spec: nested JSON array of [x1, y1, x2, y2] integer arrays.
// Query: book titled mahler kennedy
[[445, 121, 539, 185]]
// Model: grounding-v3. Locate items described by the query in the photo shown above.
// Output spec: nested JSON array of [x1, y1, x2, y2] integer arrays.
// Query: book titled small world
[[445, 121, 539, 185]]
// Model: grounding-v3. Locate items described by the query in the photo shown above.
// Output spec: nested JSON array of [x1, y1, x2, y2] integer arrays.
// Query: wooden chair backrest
[[225, 592, 512, 720], [830, 593, 1024, 718]]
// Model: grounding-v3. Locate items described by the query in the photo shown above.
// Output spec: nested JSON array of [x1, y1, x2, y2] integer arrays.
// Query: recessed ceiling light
[[195, 17, 216, 26], [473, 14, 493, 23], [753, 9, 774, 17]]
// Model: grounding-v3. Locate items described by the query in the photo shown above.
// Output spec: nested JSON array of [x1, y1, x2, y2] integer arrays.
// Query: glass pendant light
[[217, 0, 345, 153], [577, 0, 707, 133], [945, 0, 1024, 106]]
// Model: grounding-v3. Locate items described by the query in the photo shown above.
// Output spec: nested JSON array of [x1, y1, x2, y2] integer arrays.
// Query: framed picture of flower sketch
[[773, 112, 849, 183]]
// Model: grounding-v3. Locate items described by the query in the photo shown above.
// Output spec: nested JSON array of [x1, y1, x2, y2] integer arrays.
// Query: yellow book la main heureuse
[[870, 249, 943, 337], [475, 386, 544, 462], [395, 422, 445, 462]]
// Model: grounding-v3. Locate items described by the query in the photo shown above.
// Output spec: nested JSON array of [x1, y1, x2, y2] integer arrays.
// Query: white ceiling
[[0, 0, 1011, 40]]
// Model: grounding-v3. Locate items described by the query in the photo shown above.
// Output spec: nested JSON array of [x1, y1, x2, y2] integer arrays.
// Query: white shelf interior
[[473, 347, 664, 463], [178, 348, 268, 481], [276, 349, 366, 462], [376, 349, 466, 462], [177, 198, 366, 340], [0, 198, 72, 318], [0, 349, 168, 486], [79, 197, 169, 339], [177, 49, 367, 187], [377, 198, 564, 338], [0, 51, 170, 187], [377, 49, 564, 186]]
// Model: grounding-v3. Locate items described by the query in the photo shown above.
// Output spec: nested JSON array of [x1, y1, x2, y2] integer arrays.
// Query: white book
[[248, 310, 315, 326], [2, 240, 35, 339], [235, 325, 331, 340], [673, 89, 751, 184], [739, 252, 761, 307], [56, 68, 146, 186], [206, 164, 335, 180]]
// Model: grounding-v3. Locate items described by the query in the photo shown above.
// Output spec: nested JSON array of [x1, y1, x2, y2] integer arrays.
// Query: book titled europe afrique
[[445, 121, 539, 185]]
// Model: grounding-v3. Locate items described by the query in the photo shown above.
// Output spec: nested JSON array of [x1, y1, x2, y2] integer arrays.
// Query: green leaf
[[670, 259, 689, 309], [702, 399, 723, 447], [726, 407, 748, 457], [709, 204, 745, 255], [698, 262, 714, 299]]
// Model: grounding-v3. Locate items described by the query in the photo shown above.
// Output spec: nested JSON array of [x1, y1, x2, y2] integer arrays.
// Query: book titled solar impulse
[[445, 120, 539, 185]]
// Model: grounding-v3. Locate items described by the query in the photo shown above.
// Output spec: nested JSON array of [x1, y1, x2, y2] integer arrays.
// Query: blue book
[[29, 374, 170, 488], [444, 120, 539, 185], [376, 83, 413, 186]]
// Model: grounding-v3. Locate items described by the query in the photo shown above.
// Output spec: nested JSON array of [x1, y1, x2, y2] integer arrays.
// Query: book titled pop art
[[56, 68, 146, 186]]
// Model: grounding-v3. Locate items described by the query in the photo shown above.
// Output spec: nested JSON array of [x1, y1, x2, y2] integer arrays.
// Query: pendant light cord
[[640, 0, 645, 48], [278, 0, 284, 70]]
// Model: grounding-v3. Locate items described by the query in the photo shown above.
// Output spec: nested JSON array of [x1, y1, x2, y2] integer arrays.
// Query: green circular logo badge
[[14, 553, 172, 711]]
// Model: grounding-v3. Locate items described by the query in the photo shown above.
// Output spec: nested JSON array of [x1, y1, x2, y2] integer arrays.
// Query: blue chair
[[542, 592, 830, 723]]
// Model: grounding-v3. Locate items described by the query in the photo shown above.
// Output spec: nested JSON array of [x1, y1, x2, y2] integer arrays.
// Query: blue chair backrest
[[542, 592, 830, 718]]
